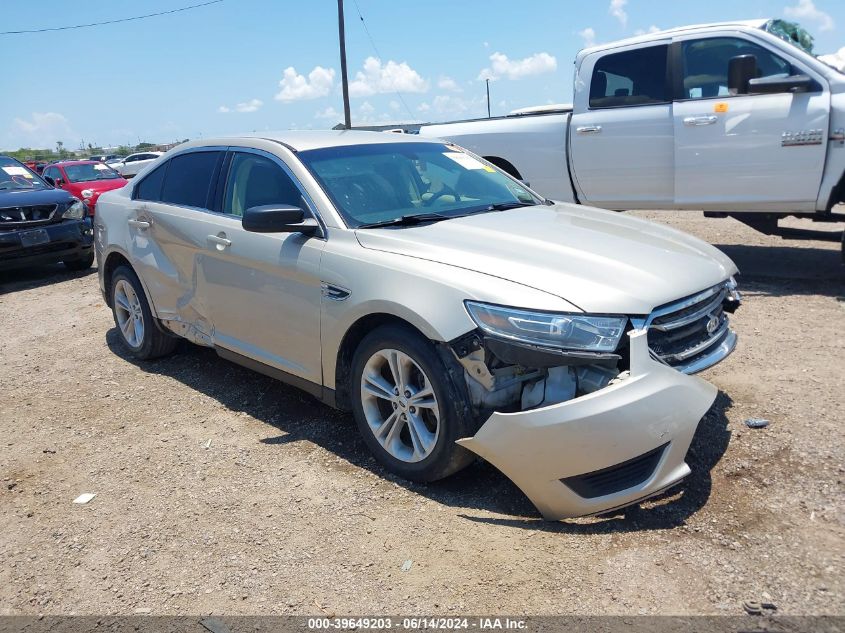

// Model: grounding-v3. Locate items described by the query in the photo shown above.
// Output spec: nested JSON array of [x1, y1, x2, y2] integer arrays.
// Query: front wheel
[[350, 324, 476, 482]]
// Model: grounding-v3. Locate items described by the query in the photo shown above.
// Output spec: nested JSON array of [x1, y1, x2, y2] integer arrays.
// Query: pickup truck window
[[589, 45, 668, 109], [681, 38, 792, 99]]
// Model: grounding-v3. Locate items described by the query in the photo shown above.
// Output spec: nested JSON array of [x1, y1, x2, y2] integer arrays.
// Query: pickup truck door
[[672, 35, 829, 211], [197, 149, 326, 385], [569, 43, 674, 209]]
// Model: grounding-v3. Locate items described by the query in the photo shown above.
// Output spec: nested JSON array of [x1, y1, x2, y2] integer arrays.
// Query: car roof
[[52, 160, 100, 167], [176, 130, 443, 153], [576, 18, 769, 58]]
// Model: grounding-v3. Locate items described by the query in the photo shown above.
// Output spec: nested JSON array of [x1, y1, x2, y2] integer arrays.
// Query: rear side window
[[681, 37, 793, 99], [160, 151, 222, 209], [135, 163, 168, 201], [589, 45, 669, 108]]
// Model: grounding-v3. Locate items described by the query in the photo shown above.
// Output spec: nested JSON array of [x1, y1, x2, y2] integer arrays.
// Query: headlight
[[62, 200, 86, 220], [81, 189, 94, 198], [465, 301, 627, 352]]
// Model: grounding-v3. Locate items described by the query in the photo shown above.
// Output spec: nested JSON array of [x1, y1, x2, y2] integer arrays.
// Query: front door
[[569, 43, 674, 209], [673, 36, 830, 211], [198, 149, 326, 385]]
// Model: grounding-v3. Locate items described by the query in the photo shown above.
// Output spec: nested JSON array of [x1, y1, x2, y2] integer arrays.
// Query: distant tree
[[136, 142, 155, 151]]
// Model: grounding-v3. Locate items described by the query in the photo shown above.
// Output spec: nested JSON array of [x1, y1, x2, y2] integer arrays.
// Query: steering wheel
[[423, 185, 461, 206]]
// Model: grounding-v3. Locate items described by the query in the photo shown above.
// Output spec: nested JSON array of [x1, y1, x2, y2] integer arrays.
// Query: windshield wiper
[[357, 212, 452, 229], [482, 201, 538, 212]]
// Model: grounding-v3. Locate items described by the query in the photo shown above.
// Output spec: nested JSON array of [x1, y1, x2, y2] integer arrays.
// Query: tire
[[350, 324, 476, 482], [63, 252, 95, 271], [110, 265, 177, 360]]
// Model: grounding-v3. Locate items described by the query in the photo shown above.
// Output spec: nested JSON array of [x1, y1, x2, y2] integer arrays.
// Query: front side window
[[64, 163, 122, 183], [299, 142, 540, 228], [223, 153, 305, 216], [160, 151, 221, 209], [681, 37, 793, 99], [589, 45, 669, 108]]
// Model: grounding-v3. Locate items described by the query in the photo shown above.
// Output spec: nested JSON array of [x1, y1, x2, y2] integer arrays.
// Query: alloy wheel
[[114, 279, 145, 348]]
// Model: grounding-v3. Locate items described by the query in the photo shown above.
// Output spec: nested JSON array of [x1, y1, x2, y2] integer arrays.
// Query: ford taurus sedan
[[94, 131, 740, 520]]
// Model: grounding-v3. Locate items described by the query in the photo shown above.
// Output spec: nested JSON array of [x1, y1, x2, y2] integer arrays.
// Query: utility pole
[[337, 0, 352, 129], [486, 79, 491, 118]]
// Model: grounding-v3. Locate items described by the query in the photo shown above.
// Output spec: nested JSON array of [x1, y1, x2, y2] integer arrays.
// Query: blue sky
[[2, 0, 843, 151]]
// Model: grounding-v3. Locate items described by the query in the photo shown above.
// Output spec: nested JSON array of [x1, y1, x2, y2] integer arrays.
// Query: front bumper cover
[[456, 329, 719, 520]]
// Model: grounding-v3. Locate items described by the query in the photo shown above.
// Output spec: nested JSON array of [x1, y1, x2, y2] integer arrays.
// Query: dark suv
[[0, 156, 94, 272]]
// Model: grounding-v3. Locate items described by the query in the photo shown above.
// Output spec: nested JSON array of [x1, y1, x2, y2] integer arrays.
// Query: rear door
[[569, 43, 675, 209], [672, 35, 830, 211], [129, 149, 224, 338], [197, 148, 326, 384]]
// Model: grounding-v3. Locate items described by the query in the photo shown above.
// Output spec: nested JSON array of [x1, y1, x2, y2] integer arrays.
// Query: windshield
[[299, 142, 542, 228], [0, 157, 48, 191], [64, 163, 122, 183]]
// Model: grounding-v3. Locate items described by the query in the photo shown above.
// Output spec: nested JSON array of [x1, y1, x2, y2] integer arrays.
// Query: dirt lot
[[1, 212, 843, 616]]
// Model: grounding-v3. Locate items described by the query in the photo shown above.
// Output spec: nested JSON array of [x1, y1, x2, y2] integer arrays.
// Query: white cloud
[[235, 98, 263, 113], [217, 105, 230, 113], [10, 112, 77, 149], [578, 27, 597, 48], [432, 94, 487, 117], [437, 76, 461, 92], [389, 100, 400, 111], [478, 51, 557, 81], [417, 102, 431, 113], [819, 46, 845, 71], [314, 106, 340, 120], [349, 57, 429, 97], [634, 25, 661, 35], [275, 66, 335, 102], [784, 0, 834, 31], [609, 0, 628, 27], [359, 101, 375, 115]]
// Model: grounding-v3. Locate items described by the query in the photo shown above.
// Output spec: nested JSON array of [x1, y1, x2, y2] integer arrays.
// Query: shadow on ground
[[0, 263, 95, 295], [107, 328, 733, 533]]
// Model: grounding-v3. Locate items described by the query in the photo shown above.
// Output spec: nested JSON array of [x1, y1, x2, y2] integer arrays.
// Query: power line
[[0, 0, 223, 36], [349, 0, 416, 122]]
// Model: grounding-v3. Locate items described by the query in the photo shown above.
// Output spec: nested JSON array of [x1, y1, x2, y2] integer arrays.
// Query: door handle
[[576, 125, 602, 134], [683, 115, 718, 126], [127, 219, 150, 229], [207, 234, 232, 249]]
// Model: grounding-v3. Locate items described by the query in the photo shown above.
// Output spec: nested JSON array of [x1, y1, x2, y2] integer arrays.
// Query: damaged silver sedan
[[95, 131, 740, 520]]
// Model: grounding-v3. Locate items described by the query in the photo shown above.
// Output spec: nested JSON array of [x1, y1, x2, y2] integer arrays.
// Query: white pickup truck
[[419, 19, 845, 247]]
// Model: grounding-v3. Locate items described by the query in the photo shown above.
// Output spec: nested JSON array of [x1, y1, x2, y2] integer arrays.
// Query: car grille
[[562, 443, 667, 499], [646, 282, 732, 373], [0, 204, 58, 228]]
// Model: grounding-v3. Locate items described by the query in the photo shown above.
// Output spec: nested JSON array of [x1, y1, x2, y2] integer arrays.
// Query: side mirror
[[242, 204, 320, 236], [55, 177, 64, 187], [748, 74, 814, 94], [728, 54, 757, 95]]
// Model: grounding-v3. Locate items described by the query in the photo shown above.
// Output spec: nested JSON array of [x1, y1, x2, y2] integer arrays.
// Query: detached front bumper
[[457, 329, 719, 520]]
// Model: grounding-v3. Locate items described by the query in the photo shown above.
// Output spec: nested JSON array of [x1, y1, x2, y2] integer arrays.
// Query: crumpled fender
[[456, 329, 718, 520]]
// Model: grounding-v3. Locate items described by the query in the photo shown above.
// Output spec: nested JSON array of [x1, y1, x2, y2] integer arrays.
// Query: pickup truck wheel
[[110, 266, 177, 360], [63, 252, 94, 271], [351, 324, 475, 482]]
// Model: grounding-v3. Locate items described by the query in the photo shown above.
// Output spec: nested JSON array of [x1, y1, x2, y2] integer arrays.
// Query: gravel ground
[[0, 211, 843, 616]]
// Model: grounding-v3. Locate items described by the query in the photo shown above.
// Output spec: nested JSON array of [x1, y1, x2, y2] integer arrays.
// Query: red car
[[41, 160, 127, 215]]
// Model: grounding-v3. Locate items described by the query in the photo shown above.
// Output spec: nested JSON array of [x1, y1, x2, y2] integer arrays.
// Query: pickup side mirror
[[728, 54, 757, 95], [748, 74, 814, 94], [242, 204, 320, 236]]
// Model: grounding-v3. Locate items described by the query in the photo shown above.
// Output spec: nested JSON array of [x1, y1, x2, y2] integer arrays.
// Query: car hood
[[354, 204, 738, 315], [66, 179, 126, 195], [0, 187, 75, 208]]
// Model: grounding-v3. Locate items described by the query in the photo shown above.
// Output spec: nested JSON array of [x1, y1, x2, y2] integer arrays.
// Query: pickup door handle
[[127, 219, 150, 229], [576, 125, 602, 134], [683, 115, 718, 127], [207, 234, 232, 249]]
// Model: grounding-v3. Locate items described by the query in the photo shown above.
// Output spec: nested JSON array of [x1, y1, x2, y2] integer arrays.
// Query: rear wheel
[[110, 266, 177, 360], [350, 324, 476, 482], [63, 252, 94, 271]]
